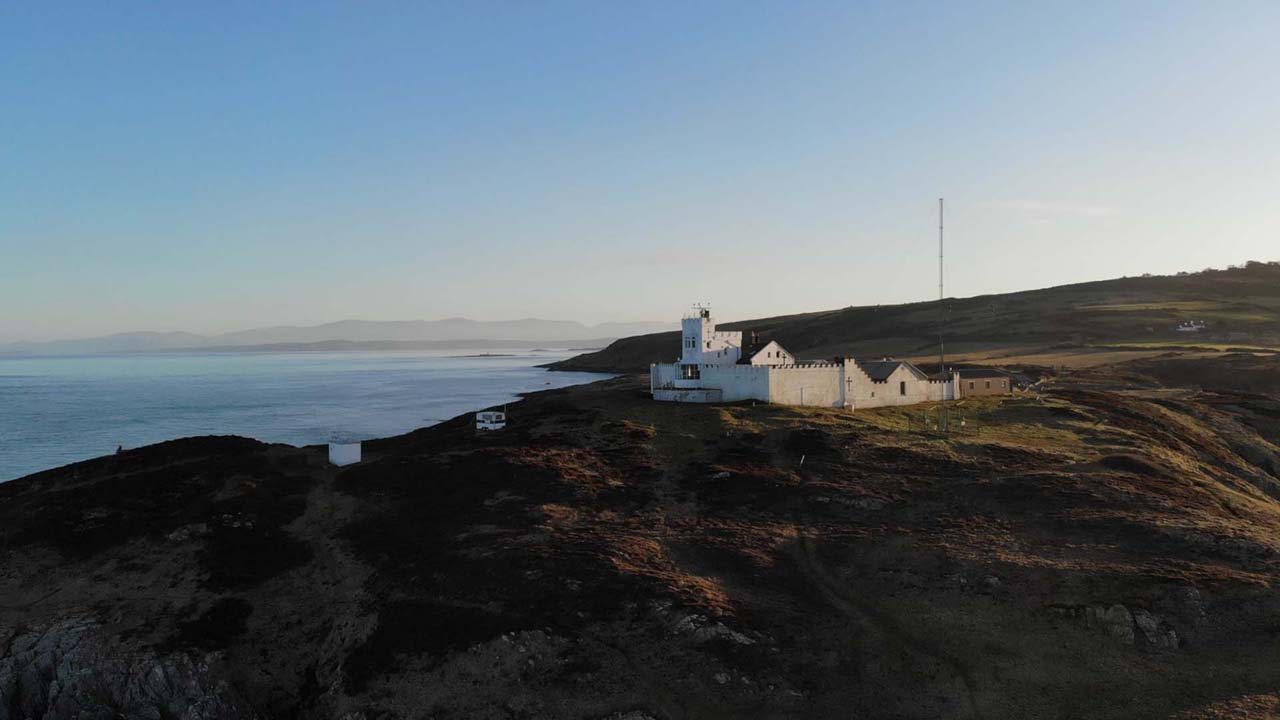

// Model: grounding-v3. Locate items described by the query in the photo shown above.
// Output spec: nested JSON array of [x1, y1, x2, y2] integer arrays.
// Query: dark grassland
[[2, 352, 1280, 718], [549, 262, 1280, 373]]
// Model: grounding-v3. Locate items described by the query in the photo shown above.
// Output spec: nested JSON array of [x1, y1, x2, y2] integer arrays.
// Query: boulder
[[1087, 604, 1135, 644], [0, 620, 258, 720], [1132, 609, 1180, 649]]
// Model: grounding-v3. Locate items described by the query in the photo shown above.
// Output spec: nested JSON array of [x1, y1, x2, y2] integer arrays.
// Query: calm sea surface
[[0, 350, 608, 481]]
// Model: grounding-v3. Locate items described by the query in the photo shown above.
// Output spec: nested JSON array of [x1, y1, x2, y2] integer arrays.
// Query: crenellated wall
[[653, 362, 769, 401], [653, 359, 953, 409], [841, 360, 954, 409], [765, 363, 843, 406], [681, 315, 742, 365], [653, 355, 954, 409], [700, 364, 772, 401]]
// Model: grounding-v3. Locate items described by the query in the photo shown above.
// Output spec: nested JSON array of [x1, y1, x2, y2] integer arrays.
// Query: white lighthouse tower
[[680, 305, 743, 367]]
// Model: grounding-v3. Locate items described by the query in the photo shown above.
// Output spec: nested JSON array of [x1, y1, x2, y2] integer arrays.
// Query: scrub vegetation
[[2, 351, 1280, 718], [550, 262, 1280, 373]]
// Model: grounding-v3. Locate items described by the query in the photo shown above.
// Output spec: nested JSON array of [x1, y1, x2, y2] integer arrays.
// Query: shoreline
[[1, 357, 614, 482]]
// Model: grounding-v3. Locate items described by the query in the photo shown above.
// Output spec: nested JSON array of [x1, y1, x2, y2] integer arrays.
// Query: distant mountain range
[[0, 318, 675, 356]]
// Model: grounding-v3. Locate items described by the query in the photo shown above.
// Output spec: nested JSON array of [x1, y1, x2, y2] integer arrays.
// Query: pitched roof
[[739, 339, 791, 364], [955, 368, 1010, 379], [855, 358, 928, 381]]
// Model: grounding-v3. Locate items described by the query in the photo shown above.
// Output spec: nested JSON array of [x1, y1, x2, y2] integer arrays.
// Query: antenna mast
[[939, 198, 948, 431], [939, 197, 945, 373]]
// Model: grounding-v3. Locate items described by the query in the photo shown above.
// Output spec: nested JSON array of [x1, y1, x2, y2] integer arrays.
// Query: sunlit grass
[[1081, 301, 1223, 312], [1096, 341, 1280, 352]]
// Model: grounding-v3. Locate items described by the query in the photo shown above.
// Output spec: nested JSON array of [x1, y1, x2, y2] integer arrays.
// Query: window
[[969, 381, 975, 390], [899, 381, 906, 396], [985, 381, 991, 389]]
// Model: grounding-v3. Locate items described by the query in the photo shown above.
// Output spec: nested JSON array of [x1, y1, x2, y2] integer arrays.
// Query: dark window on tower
[[899, 381, 906, 395], [969, 381, 975, 390]]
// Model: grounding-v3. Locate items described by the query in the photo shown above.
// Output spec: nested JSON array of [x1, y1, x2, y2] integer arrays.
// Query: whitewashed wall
[[767, 364, 843, 407], [651, 363, 676, 392], [681, 316, 742, 365], [653, 362, 770, 401], [841, 360, 954, 409], [748, 340, 795, 366], [653, 358, 953, 409], [700, 364, 771, 401]]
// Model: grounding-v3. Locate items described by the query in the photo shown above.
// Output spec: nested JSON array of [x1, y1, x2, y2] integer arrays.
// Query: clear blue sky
[[3, 1, 1278, 342]]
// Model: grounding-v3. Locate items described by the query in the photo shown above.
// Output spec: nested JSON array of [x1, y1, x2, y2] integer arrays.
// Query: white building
[[476, 410, 507, 431], [651, 307, 956, 409], [328, 438, 362, 466]]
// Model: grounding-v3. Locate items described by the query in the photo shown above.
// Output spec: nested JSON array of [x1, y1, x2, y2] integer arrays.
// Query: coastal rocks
[[349, 629, 573, 718], [167, 523, 211, 542], [661, 608, 756, 647], [1056, 603, 1181, 649], [1154, 585, 1207, 630], [1086, 604, 1135, 644], [1132, 609, 1180, 649], [0, 619, 256, 720]]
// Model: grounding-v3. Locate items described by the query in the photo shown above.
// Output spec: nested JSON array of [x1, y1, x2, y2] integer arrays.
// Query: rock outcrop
[[0, 620, 255, 720]]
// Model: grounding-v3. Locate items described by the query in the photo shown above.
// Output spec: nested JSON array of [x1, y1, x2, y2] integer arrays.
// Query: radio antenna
[[939, 197, 945, 373], [939, 198, 948, 432]]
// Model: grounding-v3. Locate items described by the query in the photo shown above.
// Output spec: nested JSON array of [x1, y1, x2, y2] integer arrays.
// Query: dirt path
[[789, 489, 986, 719], [238, 453, 376, 715]]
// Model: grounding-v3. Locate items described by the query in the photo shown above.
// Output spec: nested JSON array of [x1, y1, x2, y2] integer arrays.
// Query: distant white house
[[650, 307, 956, 409], [476, 410, 507, 431]]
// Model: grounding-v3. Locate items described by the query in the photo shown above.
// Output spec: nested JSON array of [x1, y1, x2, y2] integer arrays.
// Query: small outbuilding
[[328, 436, 362, 466], [955, 369, 1013, 398]]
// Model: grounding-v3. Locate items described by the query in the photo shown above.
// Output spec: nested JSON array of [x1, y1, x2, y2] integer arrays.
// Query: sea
[[0, 350, 608, 481]]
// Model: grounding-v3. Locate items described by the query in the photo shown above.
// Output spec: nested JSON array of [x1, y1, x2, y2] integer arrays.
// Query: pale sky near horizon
[[2, 2, 1278, 342]]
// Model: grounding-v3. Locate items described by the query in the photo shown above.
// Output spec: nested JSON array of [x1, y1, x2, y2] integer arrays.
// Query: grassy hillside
[[549, 261, 1280, 372], [3, 355, 1280, 718]]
